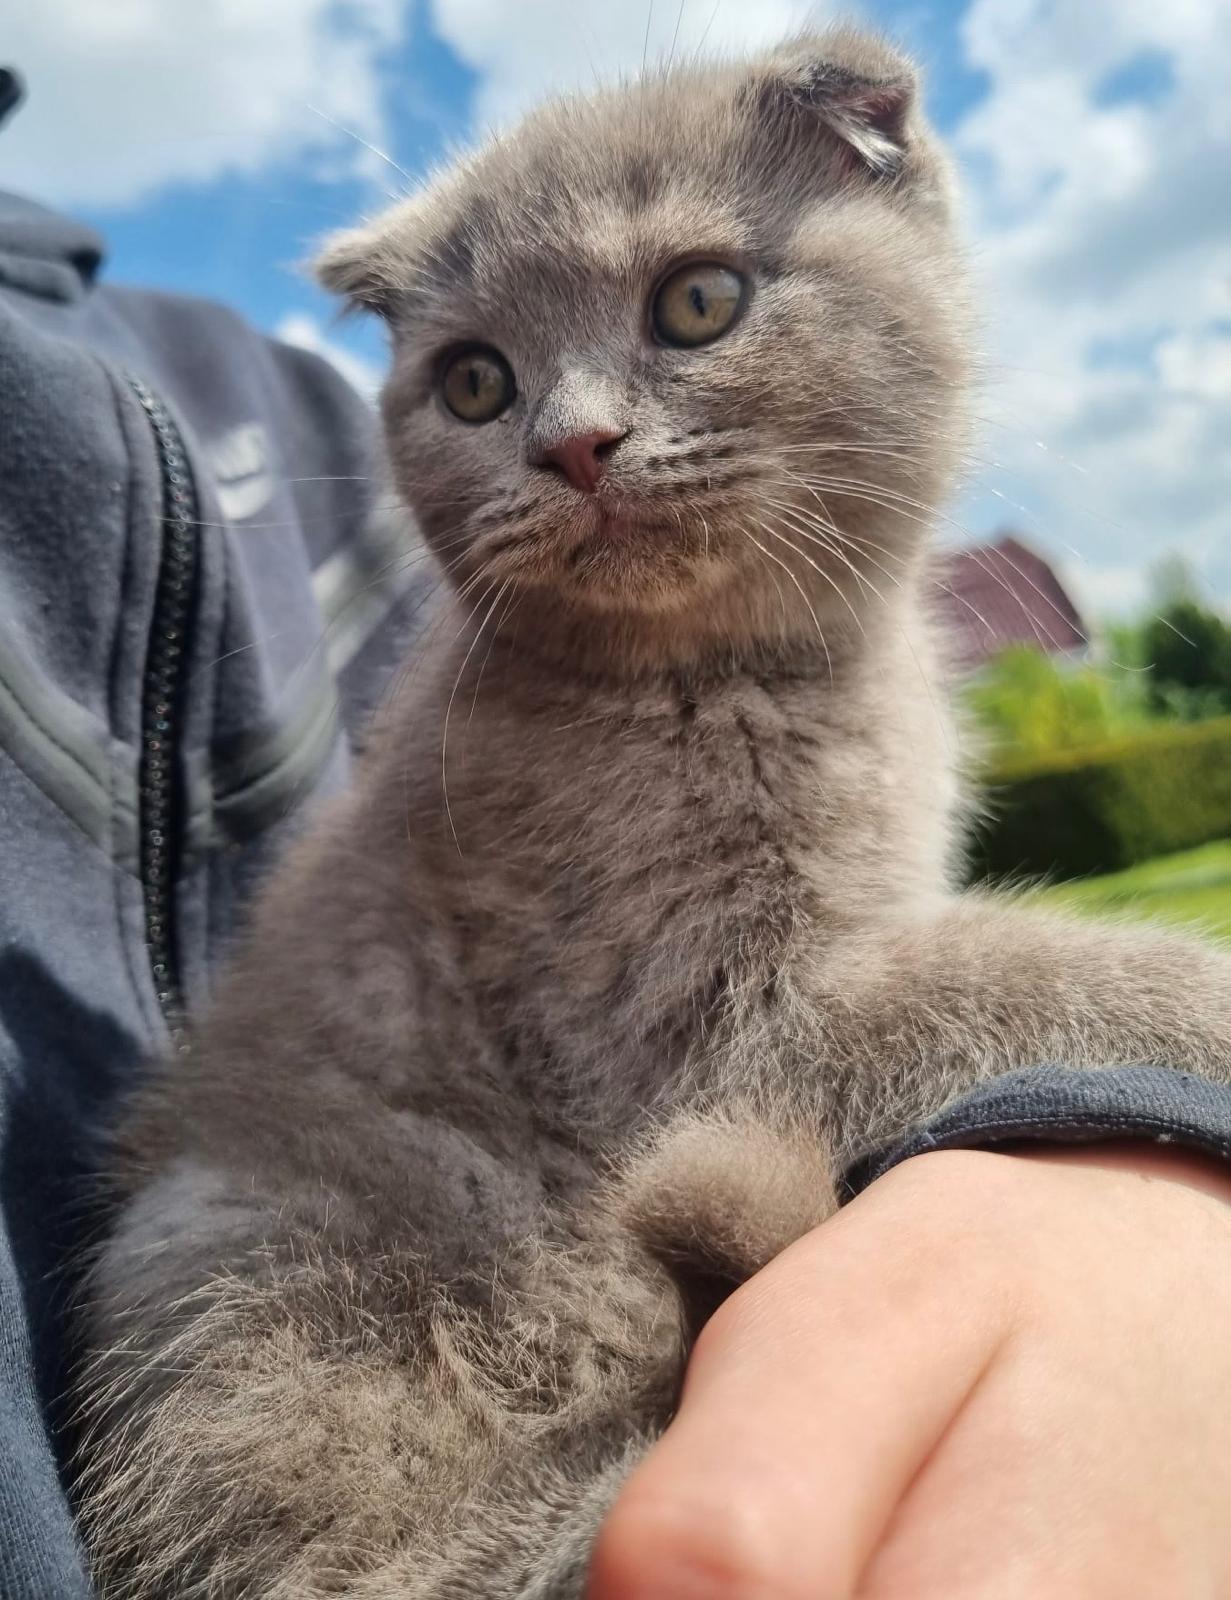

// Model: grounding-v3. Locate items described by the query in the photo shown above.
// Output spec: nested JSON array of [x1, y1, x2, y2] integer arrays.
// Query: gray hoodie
[[0, 186, 434, 1595]]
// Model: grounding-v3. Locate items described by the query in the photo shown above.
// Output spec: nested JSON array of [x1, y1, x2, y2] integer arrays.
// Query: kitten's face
[[321, 30, 971, 663]]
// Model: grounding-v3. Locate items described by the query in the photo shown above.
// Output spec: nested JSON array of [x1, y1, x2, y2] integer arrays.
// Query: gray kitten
[[77, 28, 1231, 1599]]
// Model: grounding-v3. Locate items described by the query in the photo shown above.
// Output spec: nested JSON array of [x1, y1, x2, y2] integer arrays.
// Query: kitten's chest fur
[[386, 626, 950, 1129]]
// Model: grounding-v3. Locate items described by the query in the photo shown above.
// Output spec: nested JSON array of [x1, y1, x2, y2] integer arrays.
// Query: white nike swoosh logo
[[214, 472, 275, 522]]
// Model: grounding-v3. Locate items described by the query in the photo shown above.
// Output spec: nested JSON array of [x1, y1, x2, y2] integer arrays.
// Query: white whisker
[[737, 524, 833, 683], [441, 578, 511, 855]]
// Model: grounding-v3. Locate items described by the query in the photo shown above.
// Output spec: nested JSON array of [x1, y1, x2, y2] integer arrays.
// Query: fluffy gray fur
[[76, 28, 1231, 1598]]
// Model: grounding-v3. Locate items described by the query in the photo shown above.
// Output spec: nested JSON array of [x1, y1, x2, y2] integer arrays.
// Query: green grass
[[1039, 839, 1231, 941]]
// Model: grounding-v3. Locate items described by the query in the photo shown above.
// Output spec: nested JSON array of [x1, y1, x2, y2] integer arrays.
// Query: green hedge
[[969, 715, 1231, 884]]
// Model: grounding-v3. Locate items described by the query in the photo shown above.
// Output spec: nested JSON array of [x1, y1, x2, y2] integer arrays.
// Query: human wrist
[[1006, 1136, 1231, 1209]]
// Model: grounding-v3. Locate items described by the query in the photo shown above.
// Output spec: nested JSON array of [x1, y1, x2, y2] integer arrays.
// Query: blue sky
[[3, 0, 1229, 616]]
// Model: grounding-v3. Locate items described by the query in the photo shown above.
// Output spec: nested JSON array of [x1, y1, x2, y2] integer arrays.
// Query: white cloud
[[1157, 332, 1231, 401], [274, 312, 385, 400], [0, 0, 408, 209], [429, 0, 824, 134], [954, 0, 1231, 606]]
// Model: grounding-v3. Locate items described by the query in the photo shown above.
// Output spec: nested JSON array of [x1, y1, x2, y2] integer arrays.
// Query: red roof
[[932, 535, 1088, 673]]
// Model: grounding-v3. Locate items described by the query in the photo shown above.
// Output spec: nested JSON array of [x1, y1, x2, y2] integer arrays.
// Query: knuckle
[[589, 1484, 806, 1600]]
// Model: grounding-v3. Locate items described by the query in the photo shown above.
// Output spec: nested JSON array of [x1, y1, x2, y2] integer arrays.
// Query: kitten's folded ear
[[314, 222, 391, 312], [750, 31, 922, 184], [314, 198, 426, 316]]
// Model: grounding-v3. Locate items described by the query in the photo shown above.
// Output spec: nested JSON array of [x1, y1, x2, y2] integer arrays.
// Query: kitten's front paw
[[611, 1104, 837, 1281]]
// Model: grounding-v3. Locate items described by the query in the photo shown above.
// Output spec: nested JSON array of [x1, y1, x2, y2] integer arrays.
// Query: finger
[[855, 1345, 1108, 1600], [586, 1154, 1014, 1600], [856, 1268, 1215, 1599]]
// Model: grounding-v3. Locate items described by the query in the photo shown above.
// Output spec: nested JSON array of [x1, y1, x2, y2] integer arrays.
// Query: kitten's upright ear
[[750, 30, 924, 186]]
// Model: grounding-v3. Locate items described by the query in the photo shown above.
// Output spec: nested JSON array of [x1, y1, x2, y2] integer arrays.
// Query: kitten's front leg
[[820, 896, 1231, 1161]]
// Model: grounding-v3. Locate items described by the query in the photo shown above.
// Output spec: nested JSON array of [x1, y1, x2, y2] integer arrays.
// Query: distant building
[[933, 534, 1088, 674]]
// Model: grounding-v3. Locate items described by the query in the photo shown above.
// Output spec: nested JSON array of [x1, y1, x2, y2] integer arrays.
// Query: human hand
[[586, 1140, 1231, 1598]]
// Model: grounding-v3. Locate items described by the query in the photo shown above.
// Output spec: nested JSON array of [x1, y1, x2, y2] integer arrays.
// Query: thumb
[[586, 1160, 1009, 1600]]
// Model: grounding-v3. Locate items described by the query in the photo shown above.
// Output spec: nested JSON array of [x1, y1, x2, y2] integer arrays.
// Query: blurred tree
[[1147, 553, 1203, 609], [1142, 600, 1231, 719]]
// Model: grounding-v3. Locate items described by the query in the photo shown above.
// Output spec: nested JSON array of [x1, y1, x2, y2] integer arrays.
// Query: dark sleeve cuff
[[841, 1065, 1231, 1201]]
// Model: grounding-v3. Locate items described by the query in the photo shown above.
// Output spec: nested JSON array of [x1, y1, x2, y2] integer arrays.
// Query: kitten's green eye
[[652, 262, 746, 348], [440, 346, 516, 423]]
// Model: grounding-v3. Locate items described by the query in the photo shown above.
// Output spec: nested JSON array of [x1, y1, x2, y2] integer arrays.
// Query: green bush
[[969, 716, 1231, 884], [963, 647, 1128, 761]]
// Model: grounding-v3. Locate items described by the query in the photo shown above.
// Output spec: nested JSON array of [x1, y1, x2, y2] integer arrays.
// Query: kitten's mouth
[[582, 494, 723, 560], [595, 502, 639, 535], [474, 490, 735, 616], [590, 498, 691, 542]]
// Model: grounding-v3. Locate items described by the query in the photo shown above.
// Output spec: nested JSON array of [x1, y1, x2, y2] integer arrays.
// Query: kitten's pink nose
[[533, 428, 626, 495]]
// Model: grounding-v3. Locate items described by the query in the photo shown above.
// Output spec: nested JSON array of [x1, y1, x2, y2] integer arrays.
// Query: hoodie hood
[[0, 191, 104, 301]]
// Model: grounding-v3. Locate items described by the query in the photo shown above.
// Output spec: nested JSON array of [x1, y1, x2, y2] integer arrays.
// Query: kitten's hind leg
[[79, 1227, 496, 1599], [78, 1167, 682, 1600], [353, 1112, 842, 1597], [346, 1443, 648, 1599]]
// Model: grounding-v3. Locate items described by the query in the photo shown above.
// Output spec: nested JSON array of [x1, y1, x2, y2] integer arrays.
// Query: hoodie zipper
[[129, 375, 199, 1047]]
